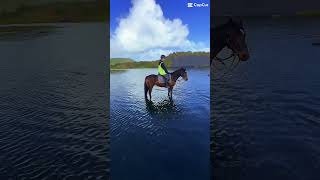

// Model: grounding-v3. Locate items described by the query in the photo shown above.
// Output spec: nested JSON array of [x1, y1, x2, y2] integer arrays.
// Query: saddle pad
[[157, 74, 171, 84], [157, 75, 166, 84]]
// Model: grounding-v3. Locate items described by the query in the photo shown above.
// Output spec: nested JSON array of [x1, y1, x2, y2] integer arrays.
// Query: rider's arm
[[161, 62, 170, 74]]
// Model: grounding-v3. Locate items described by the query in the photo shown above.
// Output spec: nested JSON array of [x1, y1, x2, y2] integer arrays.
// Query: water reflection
[[145, 99, 178, 115], [111, 68, 210, 179], [0, 23, 109, 179], [0, 25, 59, 41], [110, 69, 128, 74]]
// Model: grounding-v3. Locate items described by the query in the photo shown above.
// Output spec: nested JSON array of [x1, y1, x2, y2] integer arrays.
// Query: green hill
[[110, 51, 210, 69], [296, 10, 320, 17], [110, 58, 134, 66]]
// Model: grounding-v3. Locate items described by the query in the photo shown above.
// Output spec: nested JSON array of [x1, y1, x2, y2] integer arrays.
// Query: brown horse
[[210, 18, 250, 65], [144, 67, 188, 101]]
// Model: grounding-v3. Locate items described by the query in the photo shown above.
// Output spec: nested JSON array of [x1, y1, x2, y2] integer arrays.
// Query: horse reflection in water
[[145, 99, 179, 115]]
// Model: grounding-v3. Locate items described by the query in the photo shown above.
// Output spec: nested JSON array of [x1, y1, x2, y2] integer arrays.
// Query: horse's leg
[[149, 85, 153, 101], [144, 81, 149, 101], [169, 87, 172, 100]]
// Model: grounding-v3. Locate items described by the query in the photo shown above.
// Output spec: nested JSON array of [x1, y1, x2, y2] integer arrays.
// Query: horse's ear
[[240, 19, 244, 28]]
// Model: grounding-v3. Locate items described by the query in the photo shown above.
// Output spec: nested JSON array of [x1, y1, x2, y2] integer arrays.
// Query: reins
[[154, 69, 185, 91], [213, 53, 236, 65], [211, 52, 241, 80]]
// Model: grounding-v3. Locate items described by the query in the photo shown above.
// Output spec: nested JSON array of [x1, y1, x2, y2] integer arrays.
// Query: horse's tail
[[144, 79, 148, 100]]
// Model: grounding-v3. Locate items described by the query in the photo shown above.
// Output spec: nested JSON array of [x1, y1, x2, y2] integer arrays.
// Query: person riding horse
[[158, 55, 170, 87]]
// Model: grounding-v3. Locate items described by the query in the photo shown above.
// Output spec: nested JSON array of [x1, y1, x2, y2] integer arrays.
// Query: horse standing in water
[[210, 18, 250, 65], [144, 67, 188, 101]]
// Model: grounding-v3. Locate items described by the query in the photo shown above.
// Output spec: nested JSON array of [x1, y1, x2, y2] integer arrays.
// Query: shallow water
[[211, 17, 320, 180], [110, 68, 210, 180], [0, 23, 110, 179]]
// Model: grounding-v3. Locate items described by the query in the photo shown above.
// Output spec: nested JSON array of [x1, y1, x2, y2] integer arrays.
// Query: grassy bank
[[110, 58, 134, 66], [0, 0, 108, 24], [296, 10, 320, 17], [110, 52, 210, 69]]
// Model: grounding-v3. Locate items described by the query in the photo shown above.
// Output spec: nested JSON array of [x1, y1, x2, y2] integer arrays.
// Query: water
[[0, 23, 110, 179], [212, 17, 320, 180], [110, 68, 210, 179]]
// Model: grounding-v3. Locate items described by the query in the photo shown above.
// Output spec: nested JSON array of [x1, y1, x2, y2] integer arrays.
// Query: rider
[[158, 55, 170, 87]]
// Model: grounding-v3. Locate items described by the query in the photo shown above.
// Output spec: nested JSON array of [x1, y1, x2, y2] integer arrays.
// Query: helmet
[[160, 55, 166, 59]]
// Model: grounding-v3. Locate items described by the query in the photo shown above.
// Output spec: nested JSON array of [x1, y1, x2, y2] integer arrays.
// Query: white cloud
[[111, 0, 209, 61]]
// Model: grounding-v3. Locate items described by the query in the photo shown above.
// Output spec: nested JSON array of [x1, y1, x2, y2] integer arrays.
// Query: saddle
[[157, 74, 171, 84]]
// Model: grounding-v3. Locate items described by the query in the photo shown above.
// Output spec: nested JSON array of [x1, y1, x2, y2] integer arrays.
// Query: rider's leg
[[166, 74, 169, 87], [163, 75, 167, 87]]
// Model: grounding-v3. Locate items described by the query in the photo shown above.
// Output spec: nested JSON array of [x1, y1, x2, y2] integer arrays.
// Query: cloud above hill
[[110, 0, 208, 60]]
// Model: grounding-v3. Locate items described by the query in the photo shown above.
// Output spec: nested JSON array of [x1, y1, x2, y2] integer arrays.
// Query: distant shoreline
[[213, 10, 320, 17], [0, 20, 108, 26], [110, 67, 210, 71], [0, 0, 108, 25], [110, 52, 210, 70]]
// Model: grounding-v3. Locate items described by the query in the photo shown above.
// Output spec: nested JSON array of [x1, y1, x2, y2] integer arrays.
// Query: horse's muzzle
[[239, 52, 249, 61]]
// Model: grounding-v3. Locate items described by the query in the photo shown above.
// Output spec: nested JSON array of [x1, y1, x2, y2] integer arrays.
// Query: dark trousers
[[160, 74, 169, 85]]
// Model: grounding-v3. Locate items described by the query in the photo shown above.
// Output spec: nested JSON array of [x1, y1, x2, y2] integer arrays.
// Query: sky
[[110, 0, 210, 61]]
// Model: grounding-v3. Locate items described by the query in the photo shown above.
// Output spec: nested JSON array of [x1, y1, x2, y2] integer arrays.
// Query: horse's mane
[[173, 67, 184, 72], [211, 19, 243, 31], [212, 22, 229, 31], [171, 68, 185, 79]]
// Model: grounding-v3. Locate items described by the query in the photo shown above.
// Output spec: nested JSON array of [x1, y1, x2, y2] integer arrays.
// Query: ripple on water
[[0, 23, 110, 179], [111, 69, 210, 180]]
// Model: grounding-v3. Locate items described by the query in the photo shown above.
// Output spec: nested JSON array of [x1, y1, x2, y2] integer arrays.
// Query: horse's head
[[180, 67, 188, 81], [225, 18, 249, 61]]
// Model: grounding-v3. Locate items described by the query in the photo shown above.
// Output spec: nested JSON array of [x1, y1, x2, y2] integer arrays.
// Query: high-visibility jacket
[[158, 62, 167, 75]]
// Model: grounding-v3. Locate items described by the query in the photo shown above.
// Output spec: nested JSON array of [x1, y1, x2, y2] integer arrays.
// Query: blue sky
[[110, 0, 210, 60], [111, 0, 210, 44]]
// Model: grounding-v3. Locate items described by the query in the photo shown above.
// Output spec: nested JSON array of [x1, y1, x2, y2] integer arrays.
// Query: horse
[[144, 67, 188, 101], [210, 18, 250, 66]]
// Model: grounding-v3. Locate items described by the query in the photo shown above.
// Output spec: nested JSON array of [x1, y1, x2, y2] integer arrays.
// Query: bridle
[[213, 25, 245, 62], [211, 26, 246, 79]]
